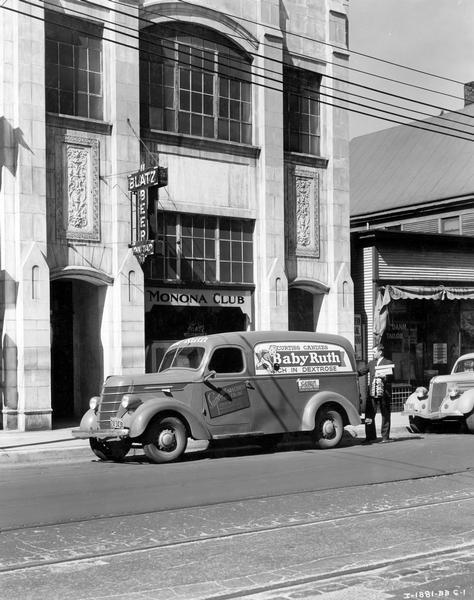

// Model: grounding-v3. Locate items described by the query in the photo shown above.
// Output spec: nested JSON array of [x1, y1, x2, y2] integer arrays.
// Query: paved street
[[0, 430, 473, 599]]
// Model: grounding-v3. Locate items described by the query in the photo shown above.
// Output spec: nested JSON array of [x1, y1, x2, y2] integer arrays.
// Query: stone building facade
[[0, 0, 352, 430]]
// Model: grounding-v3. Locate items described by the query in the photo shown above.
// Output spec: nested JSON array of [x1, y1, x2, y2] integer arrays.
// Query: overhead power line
[[22, 0, 474, 129], [174, 0, 467, 88], [4, 1, 474, 143], [71, 0, 474, 128]]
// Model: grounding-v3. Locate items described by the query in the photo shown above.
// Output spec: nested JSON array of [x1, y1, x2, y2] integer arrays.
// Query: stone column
[[102, 1, 145, 375], [0, 2, 51, 429], [254, 0, 288, 331]]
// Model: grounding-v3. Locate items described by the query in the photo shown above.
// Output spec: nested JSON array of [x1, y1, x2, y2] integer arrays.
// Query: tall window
[[45, 11, 103, 119], [146, 213, 254, 284], [284, 68, 321, 155], [140, 24, 252, 144]]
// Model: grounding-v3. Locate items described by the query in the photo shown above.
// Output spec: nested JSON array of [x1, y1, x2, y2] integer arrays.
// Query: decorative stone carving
[[55, 135, 100, 241], [285, 165, 320, 258]]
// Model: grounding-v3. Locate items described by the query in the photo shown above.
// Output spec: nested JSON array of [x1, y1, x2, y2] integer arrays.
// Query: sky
[[348, 0, 474, 139]]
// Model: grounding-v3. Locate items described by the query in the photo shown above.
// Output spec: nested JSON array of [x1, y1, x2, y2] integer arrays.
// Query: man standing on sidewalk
[[358, 344, 394, 444]]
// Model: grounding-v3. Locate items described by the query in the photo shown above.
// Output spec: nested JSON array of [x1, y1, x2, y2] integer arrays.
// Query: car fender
[[127, 396, 211, 440], [457, 389, 474, 414], [79, 408, 99, 431], [301, 391, 361, 431]]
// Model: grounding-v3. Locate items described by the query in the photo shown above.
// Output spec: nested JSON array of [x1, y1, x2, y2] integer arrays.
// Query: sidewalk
[[0, 413, 411, 466]]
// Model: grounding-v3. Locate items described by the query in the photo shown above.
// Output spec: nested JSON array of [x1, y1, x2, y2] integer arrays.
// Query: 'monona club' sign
[[145, 287, 252, 316], [254, 342, 352, 375]]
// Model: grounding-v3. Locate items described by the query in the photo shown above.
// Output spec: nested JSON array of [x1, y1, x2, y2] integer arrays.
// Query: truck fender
[[301, 391, 361, 431], [79, 408, 99, 431], [128, 396, 211, 440], [457, 389, 474, 414]]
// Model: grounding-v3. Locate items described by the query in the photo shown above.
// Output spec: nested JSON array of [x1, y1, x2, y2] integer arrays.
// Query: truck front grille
[[97, 385, 130, 429], [430, 382, 447, 412]]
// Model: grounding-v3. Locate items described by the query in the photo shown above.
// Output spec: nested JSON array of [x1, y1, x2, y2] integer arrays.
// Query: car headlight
[[121, 395, 142, 410], [449, 386, 460, 399], [89, 396, 100, 411], [416, 386, 428, 399]]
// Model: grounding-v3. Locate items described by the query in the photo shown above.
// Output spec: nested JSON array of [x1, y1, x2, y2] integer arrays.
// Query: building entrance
[[50, 279, 105, 423]]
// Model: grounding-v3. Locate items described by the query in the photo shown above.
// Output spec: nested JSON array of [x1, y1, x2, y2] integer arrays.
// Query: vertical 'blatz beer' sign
[[128, 165, 168, 263]]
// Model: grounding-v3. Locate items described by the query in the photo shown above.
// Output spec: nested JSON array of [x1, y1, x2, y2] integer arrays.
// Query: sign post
[[128, 164, 168, 263]]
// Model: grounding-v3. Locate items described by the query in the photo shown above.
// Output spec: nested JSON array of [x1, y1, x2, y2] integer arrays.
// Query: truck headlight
[[449, 386, 460, 399], [121, 395, 142, 410], [415, 387, 428, 399], [89, 396, 100, 411]]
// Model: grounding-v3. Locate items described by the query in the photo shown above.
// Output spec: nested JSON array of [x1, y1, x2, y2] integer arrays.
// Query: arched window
[[128, 270, 136, 302], [140, 23, 252, 144]]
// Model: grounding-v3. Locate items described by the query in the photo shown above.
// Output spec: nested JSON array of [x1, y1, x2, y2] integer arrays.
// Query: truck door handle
[[246, 380, 255, 390]]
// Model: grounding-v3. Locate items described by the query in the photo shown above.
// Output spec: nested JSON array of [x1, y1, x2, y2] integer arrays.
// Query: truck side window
[[208, 347, 244, 374]]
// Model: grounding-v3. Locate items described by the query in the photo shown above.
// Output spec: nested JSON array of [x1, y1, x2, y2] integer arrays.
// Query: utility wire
[[62, 0, 474, 127], [5, 2, 474, 143], [25, 0, 474, 129], [175, 0, 467, 87]]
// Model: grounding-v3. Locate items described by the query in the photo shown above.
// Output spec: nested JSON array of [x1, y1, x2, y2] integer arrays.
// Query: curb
[[0, 426, 411, 466]]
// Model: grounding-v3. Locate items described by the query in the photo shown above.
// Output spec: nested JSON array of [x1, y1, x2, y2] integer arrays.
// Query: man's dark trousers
[[365, 395, 391, 441]]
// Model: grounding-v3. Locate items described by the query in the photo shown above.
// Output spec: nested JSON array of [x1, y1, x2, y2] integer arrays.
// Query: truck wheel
[[313, 408, 344, 449], [465, 411, 474, 434], [409, 415, 428, 433], [89, 438, 131, 461], [143, 416, 188, 463]]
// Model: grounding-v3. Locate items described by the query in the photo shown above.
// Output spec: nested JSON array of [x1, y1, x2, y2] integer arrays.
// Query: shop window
[[284, 68, 321, 155], [45, 10, 103, 120], [208, 347, 244, 373], [147, 212, 254, 284], [441, 216, 460, 235], [140, 23, 252, 144]]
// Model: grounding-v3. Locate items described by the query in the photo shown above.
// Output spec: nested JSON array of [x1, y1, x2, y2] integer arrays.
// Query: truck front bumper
[[72, 428, 130, 440]]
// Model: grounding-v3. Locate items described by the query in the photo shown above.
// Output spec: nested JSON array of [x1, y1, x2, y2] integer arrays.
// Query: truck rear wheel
[[313, 408, 344, 449], [143, 416, 188, 463], [89, 438, 131, 461]]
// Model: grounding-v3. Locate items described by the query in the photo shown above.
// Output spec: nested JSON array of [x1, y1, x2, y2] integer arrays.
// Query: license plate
[[110, 417, 124, 429]]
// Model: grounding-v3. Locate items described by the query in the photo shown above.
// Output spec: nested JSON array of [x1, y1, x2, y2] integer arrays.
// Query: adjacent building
[[1, 0, 352, 430], [351, 86, 474, 407]]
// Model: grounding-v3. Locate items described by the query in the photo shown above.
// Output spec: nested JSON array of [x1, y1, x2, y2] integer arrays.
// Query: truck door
[[201, 346, 253, 436]]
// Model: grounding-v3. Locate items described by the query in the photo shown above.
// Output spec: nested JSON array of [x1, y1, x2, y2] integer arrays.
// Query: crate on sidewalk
[[391, 383, 413, 411]]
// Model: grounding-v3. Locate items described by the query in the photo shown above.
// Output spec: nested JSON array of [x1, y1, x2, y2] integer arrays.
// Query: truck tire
[[143, 416, 188, 463], [89, 438, 131, 461], [313, 407, 344, 449]]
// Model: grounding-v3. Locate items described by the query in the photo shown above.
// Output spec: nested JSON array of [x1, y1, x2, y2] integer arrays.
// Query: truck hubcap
[[322, 419, 335, 438], [158, 428, 176, 450]]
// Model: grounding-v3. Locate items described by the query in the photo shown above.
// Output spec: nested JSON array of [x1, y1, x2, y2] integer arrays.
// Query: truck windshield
[[159, 346, 205, 371], [453, 359, 474, 373]]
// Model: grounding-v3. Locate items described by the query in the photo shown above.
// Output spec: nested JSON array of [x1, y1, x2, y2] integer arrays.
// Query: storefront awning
[[373, 285, 474, 344], [386, 285, 474, 300]]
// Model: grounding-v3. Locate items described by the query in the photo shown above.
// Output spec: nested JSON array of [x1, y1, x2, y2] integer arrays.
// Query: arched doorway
[[50, 277, 106, 424], [288, 280, 329, 332]]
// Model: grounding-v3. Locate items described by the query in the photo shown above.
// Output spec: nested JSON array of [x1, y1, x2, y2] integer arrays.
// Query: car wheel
[[313, 408, 344, 449], [409, 415, 428, 434], [465, 411, 474, 434], [143, 416, 188, 464], [89, 438, 132, 461]]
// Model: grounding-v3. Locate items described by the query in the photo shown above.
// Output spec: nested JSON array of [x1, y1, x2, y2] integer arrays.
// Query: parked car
[[403, 353, 474, 433], [72, 330, 361, 463]]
